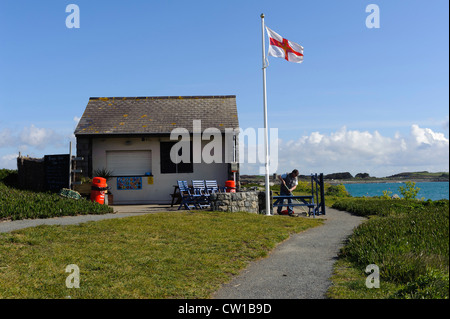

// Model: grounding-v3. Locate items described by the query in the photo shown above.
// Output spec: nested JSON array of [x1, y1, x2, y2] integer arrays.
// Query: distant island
[[240, 171, 449, 185]]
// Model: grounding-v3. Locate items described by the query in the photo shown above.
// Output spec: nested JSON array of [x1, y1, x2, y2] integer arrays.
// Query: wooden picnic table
[[273, 195, 315, 207], [272, 195, 319, 217]]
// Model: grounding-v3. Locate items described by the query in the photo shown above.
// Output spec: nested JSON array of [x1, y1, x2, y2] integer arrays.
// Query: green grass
[[0, 211, 323, 298], [0, 182, 113, 220], [328, 198, 449, 299]]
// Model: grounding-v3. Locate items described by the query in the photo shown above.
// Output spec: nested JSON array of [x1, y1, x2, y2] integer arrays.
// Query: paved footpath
[[0, 212, 153, 233], [0, 205, 179, 233], [213, 207, 366, 299]]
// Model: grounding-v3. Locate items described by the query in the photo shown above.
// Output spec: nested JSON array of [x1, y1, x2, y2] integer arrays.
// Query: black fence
[[17, 154, 70, 192]]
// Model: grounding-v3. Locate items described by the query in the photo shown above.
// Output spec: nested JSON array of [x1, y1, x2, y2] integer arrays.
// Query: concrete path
[[0, 204, 177, 233], [212, 207, 366, 299]]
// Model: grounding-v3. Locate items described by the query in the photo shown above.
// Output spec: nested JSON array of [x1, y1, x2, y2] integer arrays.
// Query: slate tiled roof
[[74, 95, 239, 135]]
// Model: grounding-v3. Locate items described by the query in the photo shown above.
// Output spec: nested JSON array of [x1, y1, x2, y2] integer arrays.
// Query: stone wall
[[209, 191, 272, 214]]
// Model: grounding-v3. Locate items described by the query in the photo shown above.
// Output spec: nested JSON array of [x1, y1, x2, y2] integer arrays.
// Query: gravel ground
[[213, 207, 366, 299]]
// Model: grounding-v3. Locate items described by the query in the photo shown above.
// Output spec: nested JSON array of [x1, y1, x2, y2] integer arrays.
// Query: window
[[160, 141, 193, 174]]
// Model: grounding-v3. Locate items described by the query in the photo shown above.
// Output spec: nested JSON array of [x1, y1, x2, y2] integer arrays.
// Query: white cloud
[[19, 124, 60, 149], [0, 153, 18, 169], [240, 124, 449, 177], [0, 128, 16, 148], [0, 124, 69, 169], [411, 124, 448, 145]]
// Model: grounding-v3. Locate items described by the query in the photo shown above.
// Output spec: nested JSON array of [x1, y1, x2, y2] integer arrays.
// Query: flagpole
[[261, 13, 271, 216]]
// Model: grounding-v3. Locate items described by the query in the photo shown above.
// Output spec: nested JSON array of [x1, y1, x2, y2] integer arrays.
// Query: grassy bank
[[328, 198, 449, 299], [0, 211, 322, 298], [0, 182, 113, 220]]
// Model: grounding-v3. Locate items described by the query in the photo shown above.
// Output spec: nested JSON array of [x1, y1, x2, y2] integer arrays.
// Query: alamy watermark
[[65, 264, 80, 288], [365, 264, 380, 288], [366, 4, 380, 29], [65, 4, 380, 30], [169, 120, 279, 174], [66, 4, 80, 29]]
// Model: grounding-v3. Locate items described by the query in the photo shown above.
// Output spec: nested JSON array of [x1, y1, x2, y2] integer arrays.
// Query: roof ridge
[[89, 95, 236, 101]]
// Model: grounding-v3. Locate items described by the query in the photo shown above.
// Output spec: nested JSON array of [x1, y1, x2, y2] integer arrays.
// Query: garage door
[[106, 150, 152, 176]]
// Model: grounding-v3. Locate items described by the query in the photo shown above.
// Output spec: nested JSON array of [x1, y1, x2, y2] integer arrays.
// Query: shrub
[[0, 169, 15, 181], [325, 184, 350, 197], [332, 198, 448, 217], [398, 181, 420, 200], [392, 269, 449, 299], [381, 190, 392, 199], [0, 169, 18, 187], [0, 182, 113, 220], [333, 197, 449, 297]]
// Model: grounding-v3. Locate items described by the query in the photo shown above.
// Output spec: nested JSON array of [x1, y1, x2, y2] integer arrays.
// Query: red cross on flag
[[266, 27, 303, 63]]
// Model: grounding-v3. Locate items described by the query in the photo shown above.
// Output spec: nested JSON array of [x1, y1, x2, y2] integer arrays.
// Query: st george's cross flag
[[266, 27, 303, 63]]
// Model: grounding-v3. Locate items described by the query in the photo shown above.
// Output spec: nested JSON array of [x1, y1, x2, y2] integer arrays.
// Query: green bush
[[325, 184, 350, 197], [398, 181, 420, 200], [381, 190, 392, 199], [0, 169, 18, 187], [332, 197, 447, 217], [392, 269, 449, 299], [0, 182, 113, 220], [0, 169, 15, 181], [341, 209, 449, 281], [333, 197, 449, 298]]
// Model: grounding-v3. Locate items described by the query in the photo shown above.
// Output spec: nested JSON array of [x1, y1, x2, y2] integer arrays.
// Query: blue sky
[[0, 0, 448, 177]]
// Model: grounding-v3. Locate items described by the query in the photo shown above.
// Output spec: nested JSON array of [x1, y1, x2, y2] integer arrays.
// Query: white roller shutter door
[[106, 151, 152, 176]]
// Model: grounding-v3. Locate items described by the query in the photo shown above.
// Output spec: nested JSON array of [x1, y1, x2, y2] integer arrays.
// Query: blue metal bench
[[272, 173, 326, 218]]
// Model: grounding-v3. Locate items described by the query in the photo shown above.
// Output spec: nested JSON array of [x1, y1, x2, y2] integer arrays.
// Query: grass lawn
[[0, 211, 323, 299]]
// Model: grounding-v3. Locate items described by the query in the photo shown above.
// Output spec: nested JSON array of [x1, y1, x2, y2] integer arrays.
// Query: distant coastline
[[240, 171, 449, 186], [326, 178, 449, 185], [319, 171, 449, 185]]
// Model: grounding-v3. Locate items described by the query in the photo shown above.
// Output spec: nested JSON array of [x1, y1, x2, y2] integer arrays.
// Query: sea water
[[343, 182, 449, 201]]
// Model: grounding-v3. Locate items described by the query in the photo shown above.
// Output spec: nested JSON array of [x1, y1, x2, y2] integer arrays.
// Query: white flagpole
[[261, 13, 271, 216]]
